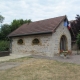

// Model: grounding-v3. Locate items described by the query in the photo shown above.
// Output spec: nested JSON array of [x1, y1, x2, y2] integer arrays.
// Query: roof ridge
[[31, 15, 66, 23]]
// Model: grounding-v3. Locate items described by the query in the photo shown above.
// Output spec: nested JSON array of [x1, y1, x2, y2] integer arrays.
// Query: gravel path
[[31, 54, 80, 65]]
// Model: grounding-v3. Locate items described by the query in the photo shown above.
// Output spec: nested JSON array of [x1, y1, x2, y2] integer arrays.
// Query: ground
[[0, 55, 80, 80]]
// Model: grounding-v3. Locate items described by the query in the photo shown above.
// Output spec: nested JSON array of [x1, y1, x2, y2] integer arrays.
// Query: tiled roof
[[8, 15, 66, 37]]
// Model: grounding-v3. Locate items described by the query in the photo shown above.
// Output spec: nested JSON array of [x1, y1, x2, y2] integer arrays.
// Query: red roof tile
[[8, 15, 66, 37]]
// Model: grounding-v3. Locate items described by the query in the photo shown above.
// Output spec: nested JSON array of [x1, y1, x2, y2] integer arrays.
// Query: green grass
[[0, 57, 80, 80]]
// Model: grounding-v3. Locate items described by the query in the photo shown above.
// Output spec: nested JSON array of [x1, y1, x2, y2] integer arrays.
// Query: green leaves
[[0, 40, 10, 51], [0, 19, 31, 40], [0, 24, 10, 40], [76, 33, 80, 48], [10, 19, 31, 31]]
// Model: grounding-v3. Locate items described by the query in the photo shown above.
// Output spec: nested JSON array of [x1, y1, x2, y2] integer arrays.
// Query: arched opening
[[17, 39, 23, 45], [60, 35, 67, 51], [32, 38, 40, 45]]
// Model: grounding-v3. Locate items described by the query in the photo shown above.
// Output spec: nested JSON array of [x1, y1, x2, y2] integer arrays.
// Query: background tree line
[[0, 14, 31, 51], [70, 15, 80, 49], [76, 15, 80, 49], [0, 18, 31, 40]]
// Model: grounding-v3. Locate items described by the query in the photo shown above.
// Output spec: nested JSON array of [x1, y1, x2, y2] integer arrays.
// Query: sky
[[0, 0, 80, 24]]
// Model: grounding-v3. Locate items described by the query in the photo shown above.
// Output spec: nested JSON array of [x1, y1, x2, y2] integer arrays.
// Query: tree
[[70, 14, 80, 41], [76, 15, 80, 20], [76, 33, 80, 49], [75, 15, 80, 32], [0, 19, 31, 40], [0, 24, 11, 40], [10, 19, 31, 32], [75, 15, 80, 49], [0, 15, 4, 23], [27, 19, 31, 24]]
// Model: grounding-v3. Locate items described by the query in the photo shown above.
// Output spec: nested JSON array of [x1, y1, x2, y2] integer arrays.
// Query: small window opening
[[32, 38, 40, 45], [17, 39, 23, 44]]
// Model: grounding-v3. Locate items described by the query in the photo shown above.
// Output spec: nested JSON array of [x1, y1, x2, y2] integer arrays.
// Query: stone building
[[8, 15, 71, 57]]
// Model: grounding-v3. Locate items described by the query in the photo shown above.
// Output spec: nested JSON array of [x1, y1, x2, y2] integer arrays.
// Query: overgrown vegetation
[[76, 15, 80, 49], [76, 33, 80, 49], [0, 40, 10, 51], [70, 14, 80, 49]]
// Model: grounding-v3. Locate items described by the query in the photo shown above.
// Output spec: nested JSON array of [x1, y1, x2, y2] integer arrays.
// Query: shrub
[[0, 40, 10, 51], [76, 33, 80, 49]]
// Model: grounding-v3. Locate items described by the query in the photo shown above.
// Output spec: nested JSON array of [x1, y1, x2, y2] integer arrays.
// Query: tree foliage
[[0, 24, 10, 40], [75, 15, 80, 49], [75, 15, 80, 31], [0, 15, 4, 23], [10, 19, 31, 32], [70, 14, 80, 41], [0, 19, 31, 40], [0, 40, 10, 51], [76, 33, 80, 49]]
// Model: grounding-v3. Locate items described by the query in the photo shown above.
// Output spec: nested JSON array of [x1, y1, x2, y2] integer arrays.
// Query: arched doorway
[[60, 35, 67, 51]]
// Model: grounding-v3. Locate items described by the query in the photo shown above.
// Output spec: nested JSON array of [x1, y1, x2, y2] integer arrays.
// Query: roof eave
[[8, 31, 52, 38]]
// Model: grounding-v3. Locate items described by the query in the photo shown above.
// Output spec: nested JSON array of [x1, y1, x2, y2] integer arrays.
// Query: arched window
[[17, 39, 23, 45], [32, 38, 40, 45]]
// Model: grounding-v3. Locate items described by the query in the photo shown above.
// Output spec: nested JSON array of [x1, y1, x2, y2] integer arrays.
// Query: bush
[[76, 33, 80, 49], [0, 40, 10, 51]]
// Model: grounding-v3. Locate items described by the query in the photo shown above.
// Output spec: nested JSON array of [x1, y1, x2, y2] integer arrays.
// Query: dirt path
[[0, 58, 36, 70], [0, 62, 21, 70]]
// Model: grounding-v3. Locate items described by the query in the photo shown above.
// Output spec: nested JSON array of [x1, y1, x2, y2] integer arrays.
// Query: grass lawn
[[0, 57, 80, 80]]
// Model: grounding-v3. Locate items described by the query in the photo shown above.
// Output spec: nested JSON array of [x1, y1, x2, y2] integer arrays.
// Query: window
[[17, 39, 23, 45], [32, 38, 40, 45]]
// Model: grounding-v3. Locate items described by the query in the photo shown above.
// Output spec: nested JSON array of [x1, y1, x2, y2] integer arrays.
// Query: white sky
[[0, 0, 80, 24]]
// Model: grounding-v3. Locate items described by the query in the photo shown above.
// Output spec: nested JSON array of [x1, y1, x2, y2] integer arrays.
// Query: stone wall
[[11, 34, 53, 57], [72, 42, 78, 50], [51, 21, 71, 55], [0, 51, 10, 57]]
